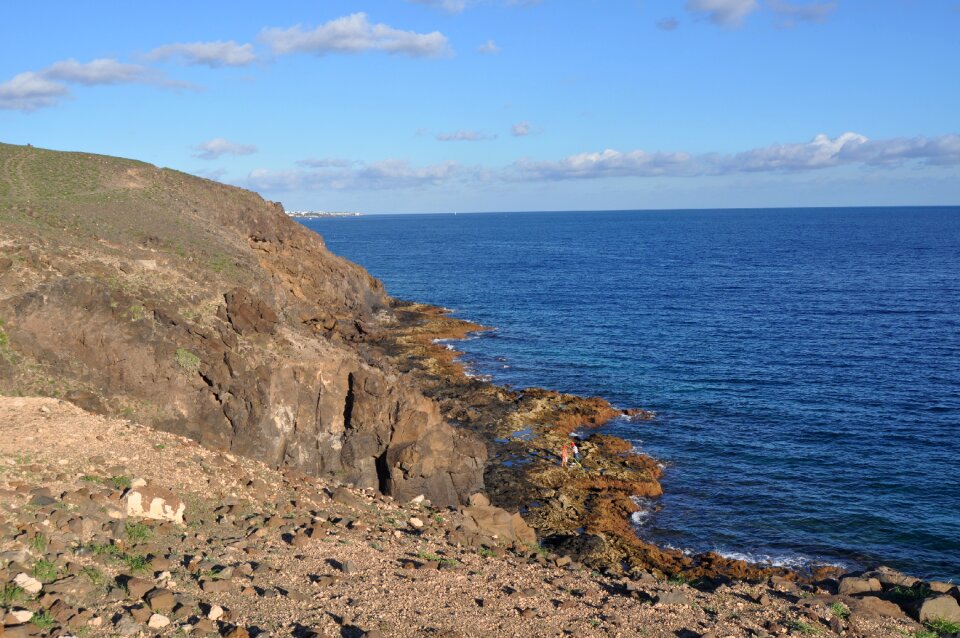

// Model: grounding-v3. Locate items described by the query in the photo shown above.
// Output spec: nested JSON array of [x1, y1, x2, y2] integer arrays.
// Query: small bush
[[175, 348, 200, 372], [416, 550, 459, 567], [0, 583, 24, 605], [29, 533, 47, 553], [32, 558, 58, 582], [123, 554, 150, 572], [829, 602, 850, 620], [925, 617, 960, 636], [787, 620, 822, 635], [31, 609, 54, 629], [81, 566, 105, 585], [125, 522, 151, 544], [110, 475, 132, 490], [889, 585, 933, 604]]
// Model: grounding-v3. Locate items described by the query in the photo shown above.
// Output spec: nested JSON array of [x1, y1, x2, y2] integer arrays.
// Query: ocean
[[299, 207, 960, 581]]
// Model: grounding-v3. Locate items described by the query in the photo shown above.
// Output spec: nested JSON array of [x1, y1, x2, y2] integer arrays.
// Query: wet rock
[[125, 485, 185, 523]]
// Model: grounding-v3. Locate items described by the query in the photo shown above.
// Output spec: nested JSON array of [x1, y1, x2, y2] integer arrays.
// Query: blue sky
[[2, 1, 958, 213]]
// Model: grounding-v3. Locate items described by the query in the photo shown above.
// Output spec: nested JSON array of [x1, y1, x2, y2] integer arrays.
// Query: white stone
[[148, 614, 171, 629], [9, 609, 34, 623], [13, 572, 42, 594], [207, 605, 224, 621], [409, 494, 425, 505], [131, 478, 147, 488], [409, 517, 424, 529]]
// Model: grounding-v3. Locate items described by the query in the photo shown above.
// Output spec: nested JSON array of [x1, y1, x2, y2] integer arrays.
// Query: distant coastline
[[286, 210, 363, 218]]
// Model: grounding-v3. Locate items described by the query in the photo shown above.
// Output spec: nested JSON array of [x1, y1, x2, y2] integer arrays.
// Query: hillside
[[0, 142, 484, 507]]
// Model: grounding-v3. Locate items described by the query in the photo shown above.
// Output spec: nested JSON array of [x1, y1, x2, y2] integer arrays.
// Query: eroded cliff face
[[0, 143, 485, 507]]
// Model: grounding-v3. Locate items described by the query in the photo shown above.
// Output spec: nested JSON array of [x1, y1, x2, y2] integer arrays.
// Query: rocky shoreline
[[368, 301, 796, 582]]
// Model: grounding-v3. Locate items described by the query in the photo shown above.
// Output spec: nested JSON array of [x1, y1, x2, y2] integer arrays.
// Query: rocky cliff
[[0, 142, 485, 507]]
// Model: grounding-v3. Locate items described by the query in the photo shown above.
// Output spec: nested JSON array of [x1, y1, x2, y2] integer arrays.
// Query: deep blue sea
[[300, 208, 960, 581]]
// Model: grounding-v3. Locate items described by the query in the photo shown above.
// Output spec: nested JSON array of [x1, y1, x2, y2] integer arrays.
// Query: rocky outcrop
[[0, 142, 485, 507]]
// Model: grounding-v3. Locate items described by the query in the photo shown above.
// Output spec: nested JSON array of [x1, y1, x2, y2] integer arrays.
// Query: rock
[[849, 596, 906, 620], [13, 573, 42, 595], [655, 591, 694, 606], [928, 581, 958, 594], [124, 577, 154, 599], [200, 579, 233, 593], [114, 614, 142, 636], [919, 595, 960, 623], [468, 493, 490, 507], [148, 614, 171, 629], [460, 505, 536, 546], [224, 288, 279, 336], [29, 494, 57, 507], [865, 566, 919, 589], [207, 604, 225, 621], [331, 487, 367, 509], [7, 610, 34, 623], [125, 485, 185, 523], [144, 588, 176, 612], [838, 576, 882, 596], [409, 517, 424, 529], [224, 626, 250, 638]]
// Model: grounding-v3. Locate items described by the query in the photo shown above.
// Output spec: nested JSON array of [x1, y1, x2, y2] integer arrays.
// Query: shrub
[[32, 558, 58, 582], [125, 522, 151, 544], [175, 348, 200, 372], [829, 602, 850, 620], [925, 617, 960, 636]]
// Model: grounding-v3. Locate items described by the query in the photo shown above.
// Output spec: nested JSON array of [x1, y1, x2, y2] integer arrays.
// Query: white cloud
[[0, 71, 70, 111], [686, 0, 760, 26], [43, 58, 152, 85], [147, 41, 257, 67], [193, 138, 258, 160], [260, 13, 451, 58], [766, 0, 837, 25], [511, 121, 542, 137], [0, 58, 188, 112], [239, 132, 959, 196], [408, 0, 469, 14], [435, 129, 497, 141], [246, 159, 472, 191], [297, 158, 357, 168], [511, 133, 960, 180], [478, 39, 501, 54]]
